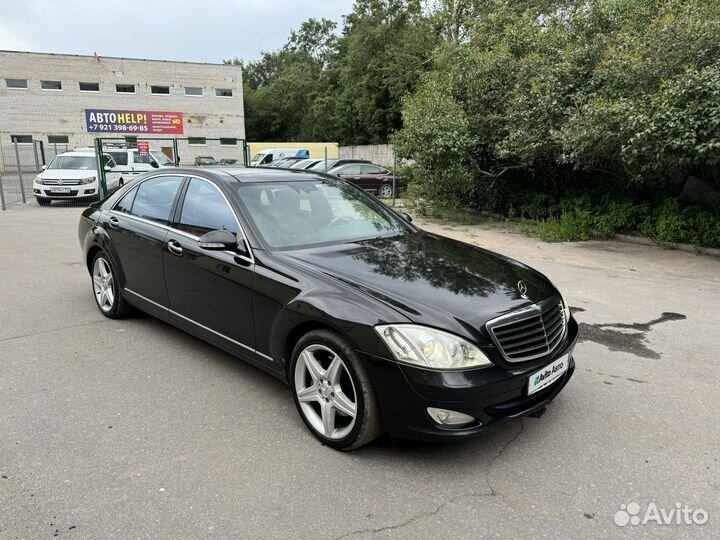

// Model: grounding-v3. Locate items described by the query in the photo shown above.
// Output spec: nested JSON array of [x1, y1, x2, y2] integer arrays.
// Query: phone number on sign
[[88, 124, 149, 132]]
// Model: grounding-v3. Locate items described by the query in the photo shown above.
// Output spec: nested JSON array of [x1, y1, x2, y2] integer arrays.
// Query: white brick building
[[0, 50, 245, 165]]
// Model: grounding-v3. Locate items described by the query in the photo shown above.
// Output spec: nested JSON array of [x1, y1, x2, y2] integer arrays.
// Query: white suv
[[33, 151, 121, 206]]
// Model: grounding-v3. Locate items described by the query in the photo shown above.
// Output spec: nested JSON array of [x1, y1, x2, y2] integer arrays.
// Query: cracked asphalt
[[1, 204, 719, 540]]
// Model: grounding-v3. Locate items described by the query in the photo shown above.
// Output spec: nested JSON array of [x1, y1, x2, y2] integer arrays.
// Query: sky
[[0, 0, 356, 64]]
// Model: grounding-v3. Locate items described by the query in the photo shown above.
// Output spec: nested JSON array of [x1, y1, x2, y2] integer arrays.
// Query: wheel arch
[[278, 319, 351, 378]]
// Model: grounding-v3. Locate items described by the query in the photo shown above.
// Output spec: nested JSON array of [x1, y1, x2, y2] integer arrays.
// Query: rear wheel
[[290, 330, 382, 450], [379, 183, 393, 199], [91, 251, 131, 318]]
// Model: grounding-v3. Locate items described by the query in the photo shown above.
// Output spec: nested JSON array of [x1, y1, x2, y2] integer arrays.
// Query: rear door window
[[337, 165, 362, 175], [361, 165, 387, 174], [130, 176, 184, 225]]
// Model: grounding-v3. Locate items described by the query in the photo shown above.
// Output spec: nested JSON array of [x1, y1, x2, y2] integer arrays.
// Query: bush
[[644, 199, 720, 246], [537, 209, 593, 242]]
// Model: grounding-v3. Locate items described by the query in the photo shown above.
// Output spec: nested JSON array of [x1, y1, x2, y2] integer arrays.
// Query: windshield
[[151, 151, 173, 165], [309, 159, 337, 172], [47, 156, 97, 170], [236, 180, 408, 249]]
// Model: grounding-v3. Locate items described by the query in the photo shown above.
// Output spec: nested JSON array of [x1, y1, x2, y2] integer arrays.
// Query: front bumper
[[364, 317, 578, 441], [34, 184, 98, 199]]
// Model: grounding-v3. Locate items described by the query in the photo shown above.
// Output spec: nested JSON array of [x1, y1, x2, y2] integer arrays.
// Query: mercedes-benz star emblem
[[517, 280, 528, 298]]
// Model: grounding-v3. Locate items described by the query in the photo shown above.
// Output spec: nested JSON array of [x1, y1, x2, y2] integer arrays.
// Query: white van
[[250, 148, 309, 166], [104, 148, 175, 175], [33, 151, 122, 205]]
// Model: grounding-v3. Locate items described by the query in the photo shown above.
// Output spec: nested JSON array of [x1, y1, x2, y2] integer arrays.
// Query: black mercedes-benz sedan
[[78, 167, 577, 450]]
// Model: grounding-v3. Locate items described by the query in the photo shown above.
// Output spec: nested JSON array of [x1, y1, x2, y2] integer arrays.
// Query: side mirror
[[41, 165, 47, 171], [150, 161, 160, 168], [401, 212, 413, 223], [198, 229, 238, 251], [104, 166, 113, 172]]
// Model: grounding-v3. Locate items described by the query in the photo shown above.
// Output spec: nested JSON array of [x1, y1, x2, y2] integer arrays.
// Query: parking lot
[[1, 202, 718, 539]]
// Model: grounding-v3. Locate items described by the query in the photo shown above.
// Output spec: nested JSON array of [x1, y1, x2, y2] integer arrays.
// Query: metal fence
[[0, 140, 71, 209], [94, 136, 248, 197]]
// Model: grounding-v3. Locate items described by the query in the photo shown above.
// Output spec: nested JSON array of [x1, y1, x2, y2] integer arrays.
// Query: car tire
[[90, 251, 132, 319], [290, 329, 383, 450], [36, 197, 51, 206], [379, 183, 394, 199]]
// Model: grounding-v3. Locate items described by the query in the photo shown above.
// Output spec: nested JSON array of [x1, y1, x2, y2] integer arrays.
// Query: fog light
[[427, 407, 477, 427], [84, 189, 96, 194]]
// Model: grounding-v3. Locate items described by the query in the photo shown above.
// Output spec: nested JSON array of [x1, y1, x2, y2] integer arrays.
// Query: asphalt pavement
[[1, 203, 718, 539]]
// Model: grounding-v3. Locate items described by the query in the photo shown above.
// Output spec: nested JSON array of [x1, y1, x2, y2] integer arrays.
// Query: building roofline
[[0, 49, 240, 68]]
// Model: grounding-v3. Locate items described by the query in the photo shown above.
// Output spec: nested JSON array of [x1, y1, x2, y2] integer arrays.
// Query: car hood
[[39, 169, 97, 179], [279, 232, 558, 340]]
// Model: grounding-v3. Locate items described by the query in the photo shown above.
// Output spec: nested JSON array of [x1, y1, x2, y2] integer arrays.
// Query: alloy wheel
[[92, 257, 115, 313], [379, 184, 393, 198], [294, 344, 358, 440]]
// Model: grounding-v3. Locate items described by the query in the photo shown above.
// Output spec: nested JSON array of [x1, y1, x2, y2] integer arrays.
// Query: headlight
[[561, 291, 571, 321], [550, 279, 571, 322], [375, 324, 492, 370], [80, 176, 96, 185], [34, 175, 43, 185]]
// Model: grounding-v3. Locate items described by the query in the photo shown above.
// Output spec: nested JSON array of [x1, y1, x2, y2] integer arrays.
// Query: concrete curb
[[614, 234, 720, 258]]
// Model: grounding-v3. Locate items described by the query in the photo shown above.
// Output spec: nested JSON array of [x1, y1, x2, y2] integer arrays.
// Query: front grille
[[486, 297, 566, 363], [43, 179, 82, 185]]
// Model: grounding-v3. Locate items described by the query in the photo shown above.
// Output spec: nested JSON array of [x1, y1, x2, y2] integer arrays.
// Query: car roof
[[54, 151, 97, 157], [165, 166, 334, 184]]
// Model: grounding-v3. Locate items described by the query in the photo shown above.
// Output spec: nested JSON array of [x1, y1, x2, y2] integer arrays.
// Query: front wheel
[[91, 251, 131, 318], [290, 330, 382, 450], [379, 183, 394, 199], [36, 197, 51, 206]]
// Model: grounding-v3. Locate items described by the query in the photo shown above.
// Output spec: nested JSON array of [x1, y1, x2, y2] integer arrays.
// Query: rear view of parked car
[[195, 156, 218, 166]]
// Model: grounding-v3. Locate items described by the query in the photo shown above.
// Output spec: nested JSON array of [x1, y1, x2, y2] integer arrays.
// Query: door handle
[[167, 240, 183, 256], [108, 216, 119, 229]]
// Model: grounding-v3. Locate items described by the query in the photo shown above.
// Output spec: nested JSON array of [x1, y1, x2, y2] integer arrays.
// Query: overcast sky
[[0, 0, 355, 64]]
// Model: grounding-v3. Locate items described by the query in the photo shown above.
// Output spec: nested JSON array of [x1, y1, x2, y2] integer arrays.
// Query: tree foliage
[[394, 0, 720, 208], [231, 0, 720, 227]]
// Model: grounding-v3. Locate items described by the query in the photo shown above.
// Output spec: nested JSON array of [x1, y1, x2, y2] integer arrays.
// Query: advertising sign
[[85, 109, 184, 134], [136, 141, 150, 155]]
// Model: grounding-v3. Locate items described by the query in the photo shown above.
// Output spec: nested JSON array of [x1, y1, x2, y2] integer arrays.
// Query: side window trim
[[172, 175, 254, 263], [109, 173, 185, 227]]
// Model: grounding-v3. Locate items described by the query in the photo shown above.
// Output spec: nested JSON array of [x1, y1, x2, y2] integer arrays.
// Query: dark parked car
[[78, 168, 577, 450], [329, 163, 398, 198], [308, 158, 370, 172], [219, 158, 239, 165], [194, 156, 218, 166]]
